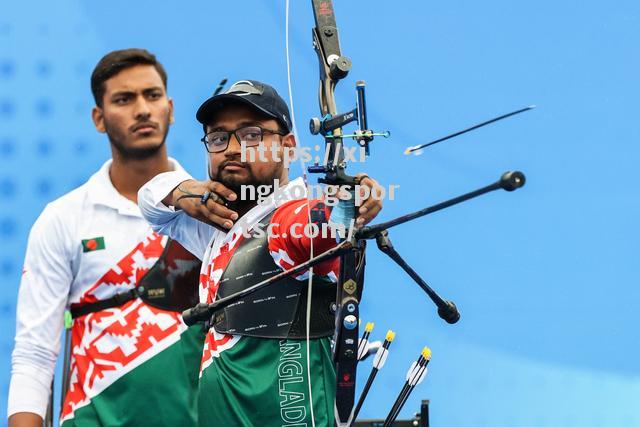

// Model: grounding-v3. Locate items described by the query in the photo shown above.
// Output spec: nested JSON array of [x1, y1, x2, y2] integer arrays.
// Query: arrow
[[350, 330, 396, 425], [383, 347, 432, 427], [404, 105, 535, 155]]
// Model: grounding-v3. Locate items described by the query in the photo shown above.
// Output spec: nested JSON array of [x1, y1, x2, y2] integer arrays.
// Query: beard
[[209, 160, 284, 212], [105, 117, 169, 160]]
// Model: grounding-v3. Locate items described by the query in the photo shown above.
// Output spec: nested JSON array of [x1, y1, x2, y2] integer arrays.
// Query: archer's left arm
[[267, 174, 383, 276]]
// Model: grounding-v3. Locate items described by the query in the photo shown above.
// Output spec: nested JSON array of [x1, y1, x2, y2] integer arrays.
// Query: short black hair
[[91, 48, 167, 107]]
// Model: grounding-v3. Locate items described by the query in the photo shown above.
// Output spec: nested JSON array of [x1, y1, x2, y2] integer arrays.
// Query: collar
[[87, 157, 185, 218]]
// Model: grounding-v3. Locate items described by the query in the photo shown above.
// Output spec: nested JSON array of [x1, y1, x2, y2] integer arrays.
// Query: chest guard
[[70, 239, 201, 319], [137, 239, 201, 312], [212, 214, 337, 339]]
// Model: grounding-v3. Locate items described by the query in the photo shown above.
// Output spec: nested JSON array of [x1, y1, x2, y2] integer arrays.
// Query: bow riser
[[310, 2, 363, 425]]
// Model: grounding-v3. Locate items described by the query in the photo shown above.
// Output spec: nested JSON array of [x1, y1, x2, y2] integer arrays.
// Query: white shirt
[[136, 168, 216, 260], [7, 159, 187, 419]]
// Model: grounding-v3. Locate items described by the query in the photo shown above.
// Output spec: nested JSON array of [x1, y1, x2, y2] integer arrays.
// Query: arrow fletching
[[404, 145, 424, 156], [357, 322, 375, 360], [373, 345, 389, 369], [365, 322, 374, 332], [406, 347, 431, 386], [373, 330, 396, 369], [412, 366, 428, 386], [422, 346, 432, 361], [358, 339, 370, 360]]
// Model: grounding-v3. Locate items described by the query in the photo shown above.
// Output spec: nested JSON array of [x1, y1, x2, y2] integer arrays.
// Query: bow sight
[[308, 81, 389, 157]]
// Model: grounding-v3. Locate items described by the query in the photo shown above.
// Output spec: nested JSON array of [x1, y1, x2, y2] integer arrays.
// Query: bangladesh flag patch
[[82, 237, 105, 253]]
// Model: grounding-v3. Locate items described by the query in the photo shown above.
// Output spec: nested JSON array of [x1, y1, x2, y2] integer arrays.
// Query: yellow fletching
[[385, 330, 396, 342], [422, 347, 432, 359], [365, 322, 374, 332]]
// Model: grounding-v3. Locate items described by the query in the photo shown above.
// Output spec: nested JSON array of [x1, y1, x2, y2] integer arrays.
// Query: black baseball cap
[[196, 79, 292, 132]]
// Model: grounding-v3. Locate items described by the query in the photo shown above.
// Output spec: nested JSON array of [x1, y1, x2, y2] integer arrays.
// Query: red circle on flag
[[86, 239, 97, 250]]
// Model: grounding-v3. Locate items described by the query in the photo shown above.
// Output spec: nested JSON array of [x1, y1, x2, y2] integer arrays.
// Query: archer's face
[[92, 64, 174, 159], [205, 103, 295, 192]]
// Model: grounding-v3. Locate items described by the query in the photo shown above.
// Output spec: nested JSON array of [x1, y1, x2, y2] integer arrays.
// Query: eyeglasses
[[201, 126, 286, 153]]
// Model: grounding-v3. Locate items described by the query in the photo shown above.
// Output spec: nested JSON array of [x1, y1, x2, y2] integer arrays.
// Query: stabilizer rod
[[376, 231, 460, 324], [357, 171, 525, 240], [182, 240, 353, 325]]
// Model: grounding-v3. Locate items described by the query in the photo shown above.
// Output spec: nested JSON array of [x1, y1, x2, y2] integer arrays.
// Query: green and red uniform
[[140, 174, 340, 426]]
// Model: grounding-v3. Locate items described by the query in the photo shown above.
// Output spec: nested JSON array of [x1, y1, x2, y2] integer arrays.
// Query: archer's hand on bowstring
[[164, 179, 239, 230], [354, 173, 383, 228]]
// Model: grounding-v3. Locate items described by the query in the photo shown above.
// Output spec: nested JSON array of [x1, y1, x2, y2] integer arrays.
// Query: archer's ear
[[92, 106, 106, 133], [282, 132, 297, 148], [168, 97, 175, 124]]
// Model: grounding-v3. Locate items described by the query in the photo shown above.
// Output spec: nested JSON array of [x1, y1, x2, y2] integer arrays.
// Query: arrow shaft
[[407, 105, 535, 153], [383, 382, 411, 427], [351, 368, 379, 424], [386, 361, 429, 425]]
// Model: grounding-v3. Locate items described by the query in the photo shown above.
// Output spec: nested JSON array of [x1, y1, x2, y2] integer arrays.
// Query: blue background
[[1, 1, 639, 426]]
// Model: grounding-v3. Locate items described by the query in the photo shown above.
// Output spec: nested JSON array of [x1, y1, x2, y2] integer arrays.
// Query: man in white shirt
[[8, 49, 204, 427]]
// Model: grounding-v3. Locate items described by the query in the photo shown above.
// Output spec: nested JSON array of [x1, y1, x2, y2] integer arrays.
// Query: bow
[[290, 1, 528, 424], [302, 2, 384, 425]]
